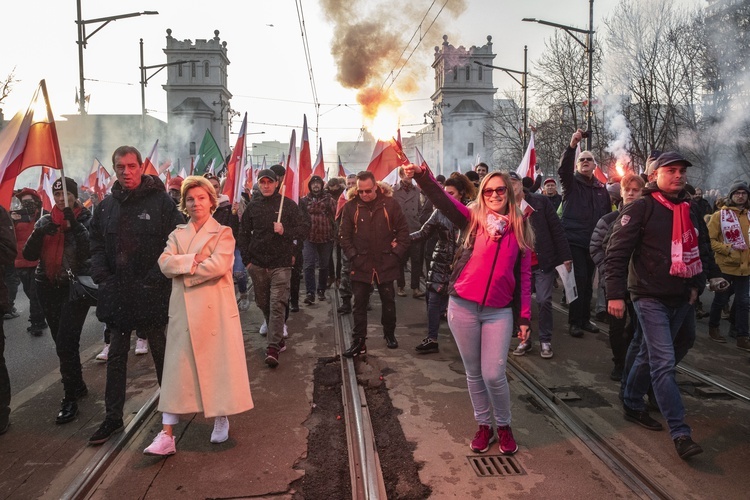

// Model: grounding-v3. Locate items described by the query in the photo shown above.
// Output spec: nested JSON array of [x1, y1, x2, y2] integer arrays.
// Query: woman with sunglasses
[[409, 163, 534, 456]]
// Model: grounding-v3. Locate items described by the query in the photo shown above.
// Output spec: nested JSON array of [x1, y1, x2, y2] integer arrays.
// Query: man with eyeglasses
[[558, 129, 612, 338], [339, 171, 410, 357]]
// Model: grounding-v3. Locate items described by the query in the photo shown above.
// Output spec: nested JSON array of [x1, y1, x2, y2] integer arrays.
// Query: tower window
[[191, 62, 196, 78], [204, 61, 210, 77], [453, 66, 458, 81], [467, 143, 474, 156], [478, 67, 482, 81], [178, 64, 183, 77], [466, 66, 470, 81]]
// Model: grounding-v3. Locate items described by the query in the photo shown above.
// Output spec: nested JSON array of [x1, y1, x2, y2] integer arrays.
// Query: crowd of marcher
[[0, 132, 746, 463]]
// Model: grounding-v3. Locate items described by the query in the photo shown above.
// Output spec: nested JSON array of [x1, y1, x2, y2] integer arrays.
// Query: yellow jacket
[[708, 205, 750, 276]]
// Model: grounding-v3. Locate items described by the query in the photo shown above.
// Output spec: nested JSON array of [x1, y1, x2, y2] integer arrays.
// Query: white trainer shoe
[[210, 416, 229, 444], [135, 338, 149, 355], [540, 342, 553, 359], [259, 321, 268, 336], [96, 344, 110, 361], [143, 430, 176, 456], [283, 324, 289, 338]]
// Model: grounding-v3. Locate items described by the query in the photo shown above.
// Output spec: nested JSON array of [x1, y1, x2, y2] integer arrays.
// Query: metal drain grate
[[468, 455, 526, 477]]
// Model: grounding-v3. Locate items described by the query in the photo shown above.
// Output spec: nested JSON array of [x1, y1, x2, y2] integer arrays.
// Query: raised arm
[[410, 165, 470, 230]]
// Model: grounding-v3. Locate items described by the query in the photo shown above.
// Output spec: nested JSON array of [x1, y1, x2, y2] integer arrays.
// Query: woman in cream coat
[[144, 176, 253, 456]]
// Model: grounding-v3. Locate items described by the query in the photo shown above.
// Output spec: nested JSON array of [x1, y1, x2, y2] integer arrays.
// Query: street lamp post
[[76, 0, 158, 115], [474, 45, 529, 149], [523, 0, 595, 150]]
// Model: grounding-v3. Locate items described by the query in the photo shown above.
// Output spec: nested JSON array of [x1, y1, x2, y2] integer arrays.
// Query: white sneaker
[[210, 416, 229, 444], [283, 324, 289, 338], [238, 297, 251, 312], [135, 338, 149, 355], [143, 430, 176, 456], [259, 321, 268, 336], [96, 344, 110, 361], [540, 342, 553, 359]]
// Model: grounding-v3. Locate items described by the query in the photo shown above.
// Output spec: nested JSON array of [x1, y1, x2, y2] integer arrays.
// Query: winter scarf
[[652, 192, 702, 278], [720, 208, 748, 250], [41, 205, 82, 281], [486, 213, 509, 241]]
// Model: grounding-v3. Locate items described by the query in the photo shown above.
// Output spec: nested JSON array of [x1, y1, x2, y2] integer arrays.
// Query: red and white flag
[[284, 129, 299, 203], [298, 115, 312, 197], [94, 163, 112, 201], [0, 80, 64, 209], [142, 139, 160, 176], [515, 131, 537, 181], [366, 138, 409, 182], [222, 113, 247, 205], [36, 167, 58, 212], [337, 155, 351, 178], [312, 139, 325, 180]]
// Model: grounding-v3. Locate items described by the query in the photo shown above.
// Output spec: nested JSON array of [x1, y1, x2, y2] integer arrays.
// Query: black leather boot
[[343, 338, 367, 358], [337, 299, 352, 314], [384, 333, 398, 349], [56, 399, 78, 425]]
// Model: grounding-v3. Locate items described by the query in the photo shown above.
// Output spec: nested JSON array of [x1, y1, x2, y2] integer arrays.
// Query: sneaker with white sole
[[283, 324, 289, 338], [143, 430, 176, 456], [237, 296, 251, 312], [96, 344, 110, 362], [211, 416, 229, 443], [512, 340, 532, 356], [540, 342, 553, 359], [259, 321, 268, 336], [135, 338, 149, 355]]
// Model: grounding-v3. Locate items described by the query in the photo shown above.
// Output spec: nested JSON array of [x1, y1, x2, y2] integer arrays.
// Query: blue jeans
[[625, 299, 692, 439], [233, 248, 247, 294], [533, 269, 555, 343], [426, 290, 448, 340], [447, 296, 514, 427], [303, 240, 334, 294], [709, 273, 749, 338]]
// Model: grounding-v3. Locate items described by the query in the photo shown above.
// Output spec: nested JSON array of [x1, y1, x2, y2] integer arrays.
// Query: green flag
[[194, 129, 225, 175]]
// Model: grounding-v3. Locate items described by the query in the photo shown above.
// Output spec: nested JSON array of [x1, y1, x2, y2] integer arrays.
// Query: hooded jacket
[[299, 176, 336, 243], [89, 175, 185, 330], [605, 185, 709, 306], [238, 190, 309, 268], [12, 190, 42, 268], [524, 191, 571, 272], [558, 146, 612, 248], [339, 183, 410, 284]]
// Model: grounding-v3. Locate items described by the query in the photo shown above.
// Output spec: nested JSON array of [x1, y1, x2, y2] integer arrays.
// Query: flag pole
[[39, 80, 69, 210], [276, 177, 285, 223]]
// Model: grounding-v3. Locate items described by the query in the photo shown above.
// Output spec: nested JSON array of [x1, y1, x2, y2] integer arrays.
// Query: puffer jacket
[[525, 192, 571, 272], [89, 175, 185, 330], [558, 146, 612, 248], [410, 207, 458, 294], [339, 183, 410, 284], [590, 210, 620, 273], [23, 205, 92, 284], [708, 204, 750, 276]]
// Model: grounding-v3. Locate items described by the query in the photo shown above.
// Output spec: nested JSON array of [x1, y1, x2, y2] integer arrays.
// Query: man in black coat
[[0, 205, 17, 435], [339, 171, 410, 357], [87, 146, 184, 445], [509, 173, 571, 360], [558, 129, 612, 338]]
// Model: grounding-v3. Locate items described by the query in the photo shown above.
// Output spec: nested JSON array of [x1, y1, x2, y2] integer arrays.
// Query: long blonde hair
[[464, 171, 534, 252]]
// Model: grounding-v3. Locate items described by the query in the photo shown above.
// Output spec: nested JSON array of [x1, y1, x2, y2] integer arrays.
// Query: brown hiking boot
[[709, 326, 727, 343]]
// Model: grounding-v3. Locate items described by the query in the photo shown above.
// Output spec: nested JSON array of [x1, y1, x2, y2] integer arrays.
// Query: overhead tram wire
[[295, 0, 321, 142]]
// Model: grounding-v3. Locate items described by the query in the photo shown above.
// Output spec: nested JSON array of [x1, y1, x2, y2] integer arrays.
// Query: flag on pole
[[298, 115, 312, 197], [284, 129, 299, 203], [366, 138, 409, 182], [0, 80, 64, 209], [243, 156, 254, 191], [193, 129, 225, 175], [36, 167, 58, 212], [93, 163, 112, 201], [337, 155, 351, 178], [312, 139, 325, 180], [515, 131, 537, 181], [143, 139, 159, 176], [81, 158, 101, 193], [222, 113, 247, 205]]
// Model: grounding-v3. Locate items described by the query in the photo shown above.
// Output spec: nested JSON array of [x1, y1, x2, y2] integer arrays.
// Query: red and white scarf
[[652, 192, 702, 278], [720, 208, 748, 250]]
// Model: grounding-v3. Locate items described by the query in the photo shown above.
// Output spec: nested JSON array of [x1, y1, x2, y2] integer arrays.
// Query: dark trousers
[[4, 266, 19, 306], [17, 268, 45, 326], [290, 244, 303, 306], [37, 281, 91, 399], [104, 325, 166, 422], [426, 289, 448, 340], [609, 300, 636, 369], [303, 240, 334, 294], [339, 254, 352, 302], [398, 242, 424, 290], [352, 280, 396, 340], [568, 245, 595, 327], [0, 321, 9, 426]]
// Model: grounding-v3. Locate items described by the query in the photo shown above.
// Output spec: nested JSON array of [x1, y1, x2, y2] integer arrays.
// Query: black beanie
[[52, 177, 78, 198]]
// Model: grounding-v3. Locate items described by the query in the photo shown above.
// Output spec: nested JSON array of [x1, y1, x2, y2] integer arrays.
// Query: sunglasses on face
[[578, 157, 594, 163], [357, 188, 374, 194], [482, 186, 508, 197]]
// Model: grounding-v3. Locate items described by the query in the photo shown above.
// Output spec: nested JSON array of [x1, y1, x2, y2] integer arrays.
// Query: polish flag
[[312, 139, 325, 180], [337, 155, 351, 178], [0, 80, 64, 209], [284, 129, 299, 203], [298, 115, 312, 197], [222, 113, 247, 204], [36, 167, 58, 212], [515, 131, 536, 181], [366, 138, 409, 182], [94, 163, 112, 201], [80, 158, 101, 193], [142, 139, 159, 176]]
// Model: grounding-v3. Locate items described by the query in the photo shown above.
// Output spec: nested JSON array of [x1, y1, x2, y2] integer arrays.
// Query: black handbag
[[67, 269, 98, 304]]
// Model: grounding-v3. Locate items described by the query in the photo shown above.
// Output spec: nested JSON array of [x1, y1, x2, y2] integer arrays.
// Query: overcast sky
[[3, 0, 700, 164]]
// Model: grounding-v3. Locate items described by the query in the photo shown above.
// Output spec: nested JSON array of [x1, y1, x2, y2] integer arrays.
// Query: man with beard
[[300, 175, 336, 305]]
